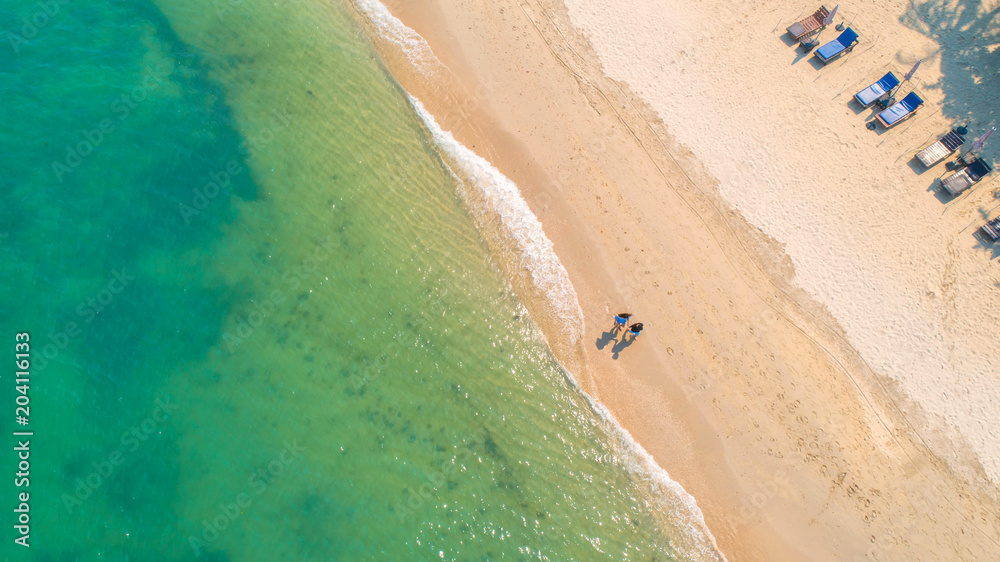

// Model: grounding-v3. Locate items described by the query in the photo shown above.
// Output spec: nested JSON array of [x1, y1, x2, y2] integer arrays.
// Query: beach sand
[[352, 0, 1000, 559]]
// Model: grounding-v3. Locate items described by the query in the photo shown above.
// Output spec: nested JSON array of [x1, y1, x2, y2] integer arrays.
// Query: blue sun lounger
[[854, 72, 900, 107], [875, 92, 923, 128], [815, 28, 859, 64]]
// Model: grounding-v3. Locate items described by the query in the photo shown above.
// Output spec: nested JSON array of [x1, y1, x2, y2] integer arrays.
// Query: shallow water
[[1, 0, 710, 559]]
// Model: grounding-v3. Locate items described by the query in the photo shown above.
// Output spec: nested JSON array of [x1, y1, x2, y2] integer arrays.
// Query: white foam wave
[[352, 0, 443, 76], [352, 1, 727, 557], [410, 94, 725, 561], [582, 387, 728, 561], [407, 94, 586, 346]]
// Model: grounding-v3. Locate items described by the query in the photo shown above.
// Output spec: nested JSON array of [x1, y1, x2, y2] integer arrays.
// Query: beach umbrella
[[886, 59, 922, 100], [807, 4, 838, 46], [822, 5, 839, 27], [972, 127, 995, 153]]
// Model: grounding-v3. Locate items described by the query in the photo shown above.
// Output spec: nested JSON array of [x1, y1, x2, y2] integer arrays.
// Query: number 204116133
[[15, 333, 30, 427]]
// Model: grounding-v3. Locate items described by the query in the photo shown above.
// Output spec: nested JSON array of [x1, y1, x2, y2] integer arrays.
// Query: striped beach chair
[[915, 130, 966, 168], [981, 216, 1000, 242]]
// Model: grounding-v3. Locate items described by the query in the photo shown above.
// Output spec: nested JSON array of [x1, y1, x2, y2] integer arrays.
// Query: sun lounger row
[[915, 130, 966, 167], [981, 217, 1000, 242], [850, 73, 924, 128], [784, 8, 994, 203], [791, 9, 921, 129], [941, 158, 993, 196]]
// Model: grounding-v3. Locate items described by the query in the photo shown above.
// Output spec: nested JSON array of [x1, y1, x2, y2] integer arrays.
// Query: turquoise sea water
[[1, 0, 702, 559]]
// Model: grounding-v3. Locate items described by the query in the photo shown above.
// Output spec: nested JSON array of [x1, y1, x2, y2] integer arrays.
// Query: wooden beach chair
[[785, 6, 830, 41], [787, 6, 830, 41], [854, 72, 900, 107], [875, 92, 923, 129], [941, 158, 992, 196], [814, 28, 859, 64], [915, 130, 966, 168], [981, 216, 1000, 242]]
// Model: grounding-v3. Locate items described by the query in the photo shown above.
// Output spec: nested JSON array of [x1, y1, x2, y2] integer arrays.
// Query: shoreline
[[350, 0, 1000, 559]]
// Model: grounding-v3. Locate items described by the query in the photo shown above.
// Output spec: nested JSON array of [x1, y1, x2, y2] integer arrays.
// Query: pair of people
[[612, 312, 643, 341]]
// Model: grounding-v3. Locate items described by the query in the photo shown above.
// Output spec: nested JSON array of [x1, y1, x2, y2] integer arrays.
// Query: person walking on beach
[[627, 322, 644, 341], [612, 312, 632, 334]]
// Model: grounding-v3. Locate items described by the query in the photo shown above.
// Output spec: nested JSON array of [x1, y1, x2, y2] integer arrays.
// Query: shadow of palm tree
[[903, 0, 1000, 239], [902, 0, 999, 153]]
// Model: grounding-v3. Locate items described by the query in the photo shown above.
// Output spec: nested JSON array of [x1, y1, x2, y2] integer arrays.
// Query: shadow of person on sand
[[595, 330, 617, 350], [610, 336, 635, 360]]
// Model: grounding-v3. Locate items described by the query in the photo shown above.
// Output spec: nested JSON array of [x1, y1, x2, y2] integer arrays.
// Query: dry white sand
[[565, 0, 1000, 484]]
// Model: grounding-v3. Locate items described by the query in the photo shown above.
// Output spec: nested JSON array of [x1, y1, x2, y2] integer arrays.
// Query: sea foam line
[[356, 1, 727, 558], [582, 388, 728, 562], [407, 94, 586, 346], [352, 0, 443, 76], [409, 94, 725, 561]]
